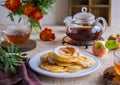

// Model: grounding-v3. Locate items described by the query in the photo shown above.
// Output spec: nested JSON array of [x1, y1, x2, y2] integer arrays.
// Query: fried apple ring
[[76, 55, 94, 68], [40, 52, 66, 73], [65, 65, 85, 72], [52, 46, 80, 63]]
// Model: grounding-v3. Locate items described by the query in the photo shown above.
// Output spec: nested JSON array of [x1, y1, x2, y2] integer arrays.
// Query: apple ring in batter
[[52, 46, 80, 63], [40, 52, 67, 73], [76, 55, 94, 68]]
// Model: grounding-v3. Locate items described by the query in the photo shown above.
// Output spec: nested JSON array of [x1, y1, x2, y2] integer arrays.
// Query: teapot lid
[[73, 7, 95, 24]]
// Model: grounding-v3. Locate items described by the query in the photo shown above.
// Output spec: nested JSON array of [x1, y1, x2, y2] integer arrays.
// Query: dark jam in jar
[[66, 25, 103, 42]]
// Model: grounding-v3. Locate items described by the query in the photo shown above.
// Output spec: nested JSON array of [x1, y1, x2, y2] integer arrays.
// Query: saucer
[[0, 39, 36, 52]]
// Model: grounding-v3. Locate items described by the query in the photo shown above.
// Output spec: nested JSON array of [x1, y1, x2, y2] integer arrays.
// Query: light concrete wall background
[[0, 0, 120, 26]]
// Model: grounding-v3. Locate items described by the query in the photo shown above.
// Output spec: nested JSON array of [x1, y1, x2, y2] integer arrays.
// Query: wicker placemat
[[0, 39, 36, 52]]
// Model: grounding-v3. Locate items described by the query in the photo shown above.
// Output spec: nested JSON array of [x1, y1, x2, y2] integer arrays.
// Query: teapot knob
[[96, 17, 107, 32], [82, 7, 87, 13]]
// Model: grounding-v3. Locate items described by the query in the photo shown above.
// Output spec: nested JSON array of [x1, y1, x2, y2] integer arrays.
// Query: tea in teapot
[[66, 25, 103, 42]]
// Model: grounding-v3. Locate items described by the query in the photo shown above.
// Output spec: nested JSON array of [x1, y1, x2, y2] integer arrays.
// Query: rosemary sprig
[[0, 44, 27, 74]]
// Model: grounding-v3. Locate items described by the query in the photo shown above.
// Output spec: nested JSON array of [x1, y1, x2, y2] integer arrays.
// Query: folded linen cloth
[[0, 59, 42, 85]]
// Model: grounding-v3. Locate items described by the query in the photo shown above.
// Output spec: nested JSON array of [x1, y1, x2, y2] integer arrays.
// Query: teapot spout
[[63, 16, 72, 24]]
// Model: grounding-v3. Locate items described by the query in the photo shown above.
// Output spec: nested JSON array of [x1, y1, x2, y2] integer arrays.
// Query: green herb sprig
[[0, 44, 27, 74]]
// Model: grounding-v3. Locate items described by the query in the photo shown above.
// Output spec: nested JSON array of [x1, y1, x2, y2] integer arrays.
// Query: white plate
[[29, 50, 100, 78]]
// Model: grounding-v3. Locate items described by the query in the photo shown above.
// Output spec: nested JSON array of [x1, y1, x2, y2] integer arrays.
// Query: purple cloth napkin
[[0, 59, 42, 85]]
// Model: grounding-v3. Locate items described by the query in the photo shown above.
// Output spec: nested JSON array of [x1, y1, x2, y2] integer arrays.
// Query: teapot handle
[[63, 16, 73, 33], [0, 30, 6, 42], [0, 25, 7, 42], [96, 17, 107, 32]]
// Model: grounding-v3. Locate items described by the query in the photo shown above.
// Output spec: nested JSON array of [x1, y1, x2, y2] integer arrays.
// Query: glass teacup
[[113, 50, 120, 75], [0, 23, 31, 44]]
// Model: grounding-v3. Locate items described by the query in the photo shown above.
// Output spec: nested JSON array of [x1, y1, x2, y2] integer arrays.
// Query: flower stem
[[38, 22, 42, 30]]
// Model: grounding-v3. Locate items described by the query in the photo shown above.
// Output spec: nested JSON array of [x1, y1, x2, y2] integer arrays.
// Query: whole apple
[[108, 34, 120, 49], [92, 40, 108, 57]]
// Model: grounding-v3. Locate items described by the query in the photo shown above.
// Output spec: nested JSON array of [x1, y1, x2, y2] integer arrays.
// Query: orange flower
[[40, 28, 55, 41], [29, 9, 43, 20], [22, 2, 43, 20], [22, 2, 36, 16], [5, 0, 21, 12]]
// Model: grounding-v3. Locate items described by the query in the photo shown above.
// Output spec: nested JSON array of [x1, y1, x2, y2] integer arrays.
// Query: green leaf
[[4, 61, 10, 73], [18, 17, 22, 23], [7, 44, 17, 53], [20, 53, 27, 56], [0, 48, 6, 63], [12, 61, 22, 66], [0, 48, 5, 56], [10, 56, 17, 61], [11, 44, 15, 53], [7, 46, 11, 53], [12, 63, 22, 66], [10, 64, 16, 74], [0, 56, 5, 62], [105, 40, 119, 50], [15, 47, 19, 53], [7, 13, 14, 22], [12, 61, 22, 63]]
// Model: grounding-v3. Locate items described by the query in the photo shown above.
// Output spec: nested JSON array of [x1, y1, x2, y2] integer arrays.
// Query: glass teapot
[[64, 7, 107, 42]]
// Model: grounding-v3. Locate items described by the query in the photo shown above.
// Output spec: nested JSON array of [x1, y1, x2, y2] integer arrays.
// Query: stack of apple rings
[[40, 46, 95, 73]]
